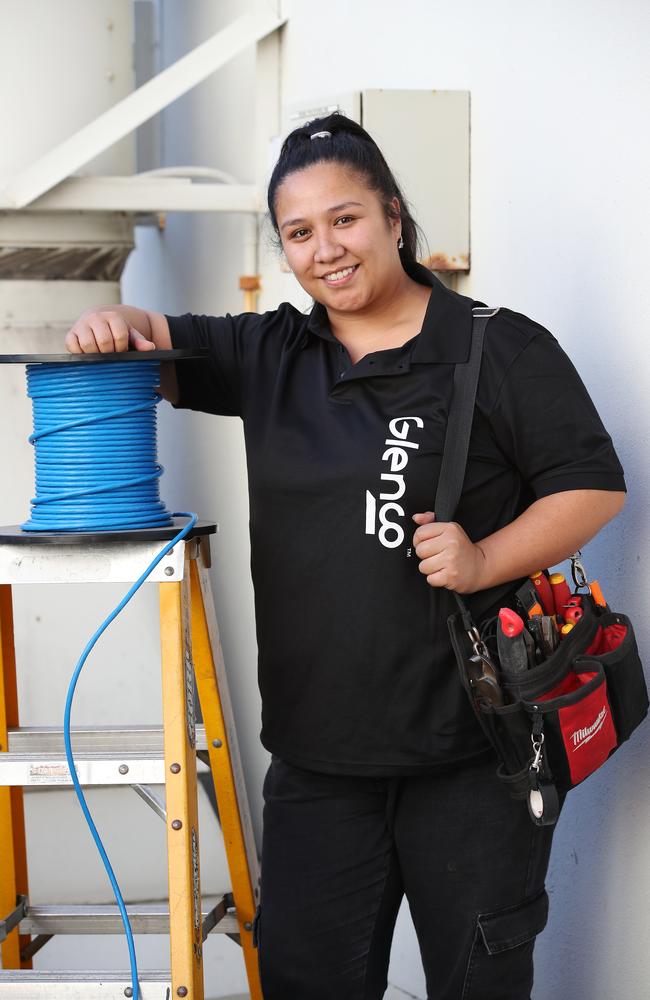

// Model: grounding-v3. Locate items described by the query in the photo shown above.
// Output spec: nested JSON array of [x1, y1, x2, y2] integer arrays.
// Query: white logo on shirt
[[365, 416, 423, 549]]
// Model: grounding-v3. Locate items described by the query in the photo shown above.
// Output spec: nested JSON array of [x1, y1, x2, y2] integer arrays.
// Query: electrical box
[[283, 90, 470, 272]]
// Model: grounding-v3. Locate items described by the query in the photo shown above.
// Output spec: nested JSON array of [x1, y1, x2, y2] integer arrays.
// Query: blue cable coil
[[22, 360, 172, 531], [20, 358, 199, 1000]]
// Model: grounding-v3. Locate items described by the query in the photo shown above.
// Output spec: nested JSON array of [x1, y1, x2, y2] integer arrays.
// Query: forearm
[[473, 489, 626, 592]]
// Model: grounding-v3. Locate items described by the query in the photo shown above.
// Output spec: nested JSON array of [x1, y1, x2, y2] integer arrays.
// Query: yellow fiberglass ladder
[[0, 521, 262, 1000]]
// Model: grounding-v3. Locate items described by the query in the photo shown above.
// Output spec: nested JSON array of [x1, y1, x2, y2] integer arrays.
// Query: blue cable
[[21, 359, 198, 999], [63, 510, 197, 1000], [22, 361, 172, 531]]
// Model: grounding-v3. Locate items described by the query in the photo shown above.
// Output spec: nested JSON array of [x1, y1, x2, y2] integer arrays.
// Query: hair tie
[[310, 130, 332, 140]]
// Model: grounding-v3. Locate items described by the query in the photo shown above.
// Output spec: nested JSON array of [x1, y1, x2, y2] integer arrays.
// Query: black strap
[[434, 307, 499, 523]]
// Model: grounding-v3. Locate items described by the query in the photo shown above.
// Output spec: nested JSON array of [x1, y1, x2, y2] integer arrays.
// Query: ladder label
[[29, 763, 70, 784]]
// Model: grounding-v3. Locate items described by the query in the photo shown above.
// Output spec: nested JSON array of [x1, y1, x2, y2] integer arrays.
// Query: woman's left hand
[[412, 511, 486, 594]]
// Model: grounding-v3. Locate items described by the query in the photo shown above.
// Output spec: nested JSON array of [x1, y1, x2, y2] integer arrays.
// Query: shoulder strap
[[434, 306, 499, 524]]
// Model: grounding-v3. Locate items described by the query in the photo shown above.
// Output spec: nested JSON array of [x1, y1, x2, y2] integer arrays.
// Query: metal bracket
[[132, 783, 167, 822], [200, 898, 227, 943], [0, 894, 27, 943], [21, 933, 53, 962]]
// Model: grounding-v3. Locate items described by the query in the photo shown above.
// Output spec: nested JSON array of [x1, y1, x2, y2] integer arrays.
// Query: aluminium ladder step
[[18, 897, 238, 937], [0, 970, 171, 998], [0, 725, 209, 787]]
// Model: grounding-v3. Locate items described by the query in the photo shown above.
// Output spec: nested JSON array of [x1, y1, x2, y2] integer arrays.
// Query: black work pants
[[256, 752, 560, 1000]]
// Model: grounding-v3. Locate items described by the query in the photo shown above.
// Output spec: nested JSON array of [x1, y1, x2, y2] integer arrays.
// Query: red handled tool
[[530, 571, 555, 617], [549, 573, 572, 617], [563, 606, 583, 626]]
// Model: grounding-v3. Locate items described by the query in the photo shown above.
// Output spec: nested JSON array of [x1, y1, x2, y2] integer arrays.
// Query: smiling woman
[[65, 111, 627, 1000]]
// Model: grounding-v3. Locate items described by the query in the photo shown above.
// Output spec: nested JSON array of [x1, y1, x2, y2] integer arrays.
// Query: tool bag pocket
[[576, 611, 649, 742], [523, 659, 617, 788], [476, 661, 616, 793]]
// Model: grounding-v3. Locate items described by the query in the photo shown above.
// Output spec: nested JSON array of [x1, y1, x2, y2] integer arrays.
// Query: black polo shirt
[[166, 264, 625, 776]]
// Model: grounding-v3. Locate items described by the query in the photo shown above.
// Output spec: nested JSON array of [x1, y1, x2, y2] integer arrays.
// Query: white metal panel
[[282, 92, 361, 136], [0, 10, 286, 209], [25, 177, 262, 213], [0, 212, 134, 246], [0, 538, 186, 585], [361, 89, 470, 271]]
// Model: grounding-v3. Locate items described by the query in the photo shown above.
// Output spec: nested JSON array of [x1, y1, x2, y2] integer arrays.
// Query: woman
[[66, 113, 626, 999]]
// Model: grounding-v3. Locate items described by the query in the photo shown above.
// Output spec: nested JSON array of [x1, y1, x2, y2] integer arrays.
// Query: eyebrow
[[280, 201, 364, 231]]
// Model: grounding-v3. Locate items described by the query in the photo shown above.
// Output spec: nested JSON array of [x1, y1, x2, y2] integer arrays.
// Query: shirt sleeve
[[487, 331, 626, 498], [165, 311, 261, 417]]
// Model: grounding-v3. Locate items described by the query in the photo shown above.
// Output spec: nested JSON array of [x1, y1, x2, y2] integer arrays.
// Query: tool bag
[[441, 308, 649, 826]]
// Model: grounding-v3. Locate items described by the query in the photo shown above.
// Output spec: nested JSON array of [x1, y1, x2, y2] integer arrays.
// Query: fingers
[[65, 311, 141, 354], [64, 330, 82, 354], [412, 513, 444, 548], [413, 520, 467, 588], [412, 510, 435, 526], [129, 327, 156, 351]]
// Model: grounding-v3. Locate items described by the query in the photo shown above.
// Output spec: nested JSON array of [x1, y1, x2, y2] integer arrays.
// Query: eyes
[[289, 216, 355, 241]]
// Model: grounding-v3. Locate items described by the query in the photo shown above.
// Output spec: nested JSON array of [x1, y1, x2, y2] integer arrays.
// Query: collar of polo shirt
[[305, 261, 476, 365]]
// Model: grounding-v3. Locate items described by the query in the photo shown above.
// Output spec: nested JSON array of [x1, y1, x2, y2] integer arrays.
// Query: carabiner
[[571, 551, 589, 591]]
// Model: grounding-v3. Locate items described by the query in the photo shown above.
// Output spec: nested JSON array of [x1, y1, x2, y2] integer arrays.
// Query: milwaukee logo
[[571, 706, 608, 751], [365, 416, 423, 549]]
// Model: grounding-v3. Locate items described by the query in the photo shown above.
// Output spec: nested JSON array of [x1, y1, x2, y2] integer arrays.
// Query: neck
[[325, 269, 431, 363], [327, 269, 416, 335]]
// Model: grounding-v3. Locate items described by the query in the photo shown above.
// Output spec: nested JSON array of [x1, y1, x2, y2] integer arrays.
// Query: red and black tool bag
[[448, 595, 648, 809]]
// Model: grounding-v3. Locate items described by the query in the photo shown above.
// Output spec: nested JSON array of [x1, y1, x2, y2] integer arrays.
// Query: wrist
[[472, 542, 490, 592]]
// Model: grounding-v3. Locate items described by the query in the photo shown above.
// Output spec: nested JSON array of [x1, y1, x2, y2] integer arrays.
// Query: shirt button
[[339, 371, 345, 378]]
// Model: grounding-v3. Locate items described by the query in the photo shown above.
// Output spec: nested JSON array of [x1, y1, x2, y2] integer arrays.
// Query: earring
[[397, 236, 404, 249]]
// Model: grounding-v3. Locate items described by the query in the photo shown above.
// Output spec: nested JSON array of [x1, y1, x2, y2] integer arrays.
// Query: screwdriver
[[549, 573, 572, 617], [530, 571, 555, 617]]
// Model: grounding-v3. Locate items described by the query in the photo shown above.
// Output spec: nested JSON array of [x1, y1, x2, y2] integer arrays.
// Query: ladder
[[0, 521, 262, 999]]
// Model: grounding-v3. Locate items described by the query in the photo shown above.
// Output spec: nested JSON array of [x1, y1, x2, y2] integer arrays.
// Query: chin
[[323, 286, 369, 311]]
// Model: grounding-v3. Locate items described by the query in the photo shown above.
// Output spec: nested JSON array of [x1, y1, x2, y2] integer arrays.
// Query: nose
[[313, 228, 345, 265]]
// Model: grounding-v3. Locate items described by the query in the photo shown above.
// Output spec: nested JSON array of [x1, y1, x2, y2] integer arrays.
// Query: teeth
[[325, 265, 356, 281]]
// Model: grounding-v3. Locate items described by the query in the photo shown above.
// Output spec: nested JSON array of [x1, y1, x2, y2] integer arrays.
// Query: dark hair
[[267, 112, 423, 270]]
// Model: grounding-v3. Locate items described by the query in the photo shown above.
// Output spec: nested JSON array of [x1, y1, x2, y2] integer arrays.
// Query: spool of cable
[[22, 358, 172, 531]]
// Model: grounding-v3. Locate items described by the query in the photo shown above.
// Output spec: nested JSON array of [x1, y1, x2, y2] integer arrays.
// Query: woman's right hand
[[65, 307, 157, 354]]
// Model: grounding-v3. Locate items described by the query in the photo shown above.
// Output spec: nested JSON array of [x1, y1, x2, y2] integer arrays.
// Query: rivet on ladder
[[171, 819, 183, 831]]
